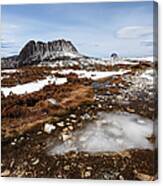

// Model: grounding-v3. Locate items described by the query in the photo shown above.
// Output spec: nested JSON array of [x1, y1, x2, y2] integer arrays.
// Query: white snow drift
[[1, 76, 67, 96], [53, 69, 130, 80]]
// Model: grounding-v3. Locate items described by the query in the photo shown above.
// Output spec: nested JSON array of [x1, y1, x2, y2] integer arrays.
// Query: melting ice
[[48, 112, 154, 155]]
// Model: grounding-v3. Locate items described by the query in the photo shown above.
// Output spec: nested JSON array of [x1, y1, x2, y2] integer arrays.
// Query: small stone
[[57, 174, 62, 178], [117, 95, 123, 100], [64, 165, 70, 171], [109, 105, 113, 109], [44, 123, 56, 134], [66, 118, 70, 122], [119, 175, 124, 180], [47, 98, 59, 106], [31, 158, 40, 165], [19, 136, 25, 141], [86, 166, 93, 170], [134, 171, 155, 181], [1, 169, 10, 177], [84, 153, 89, 157], [37, 131, 42, 135], [98, 104, 102, 108], [68, 126, 73, 130], [10, 159, 15, 168], [62, 133, 71, 141], [71, 119, 77, 123], [84, 171, 91, 178], [83, 113, 91, 120], [62, 127, 69, 132], [23, 161, 28, 166], [56, 121, 65, 127], [11, 142, 16, 146], [70, 114, 77, 119], [126, 107, 135, 113]]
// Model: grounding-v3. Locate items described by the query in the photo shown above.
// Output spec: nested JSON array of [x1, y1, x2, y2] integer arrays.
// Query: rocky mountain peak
[[17, 39, 79, 66], [1, 39, 81, 68]]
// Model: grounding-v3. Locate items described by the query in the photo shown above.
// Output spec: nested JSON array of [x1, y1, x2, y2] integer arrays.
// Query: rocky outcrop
[[1, 55, 19, 69], [1, 39, 79, 68]]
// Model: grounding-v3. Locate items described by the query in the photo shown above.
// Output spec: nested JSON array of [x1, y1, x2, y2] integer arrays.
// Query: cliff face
[[1, 39, 79, 68]]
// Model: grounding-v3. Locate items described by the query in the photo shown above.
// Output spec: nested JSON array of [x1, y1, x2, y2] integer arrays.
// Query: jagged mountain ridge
[[1, 39, 80, 68]]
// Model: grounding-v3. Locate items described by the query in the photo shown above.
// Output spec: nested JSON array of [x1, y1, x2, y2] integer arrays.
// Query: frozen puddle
[[48, 112, 154, 155], [1, 76, 67, 96]]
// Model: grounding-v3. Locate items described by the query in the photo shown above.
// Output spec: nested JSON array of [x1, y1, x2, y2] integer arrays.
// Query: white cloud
[[117, 26, 153, 39], [1, 23, 23, 57]]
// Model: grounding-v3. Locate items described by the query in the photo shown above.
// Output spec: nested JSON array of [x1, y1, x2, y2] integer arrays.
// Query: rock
[[64, 165, 70, 171], [70, 114, 77, 119], [71, 119, 77, 123], [98, 104, 102, 108], [1, 169, 10, 177], [44, 123, 56, 134], [31, 158, 40, 165], [84, 170, 91, 178], [84, 153, 89, 157], [109, 105, 113, 109], [66, 122, 71, 126], [62, 133, 72, 141], [2, 39, 79, 68], [126, 107, 135, 113], [86, 166, 93, 170], [68, 126, 74, 130], [19, 136, 25, 141], [62, 127, 69, 132], [103, 172, 115, 180], [37, 131, 42, 135], [19, 39, 78, 66], [66, 118, 70, 122], [133, 170, 155, 181], [11, 142, 16, 146], [119, 175, 124, 180], [23, 161, 28, 166], [81, 113, 91, 120], [56, 121, 65, 127], [10, 159, 15, 168], [47, 98, 59, 106]]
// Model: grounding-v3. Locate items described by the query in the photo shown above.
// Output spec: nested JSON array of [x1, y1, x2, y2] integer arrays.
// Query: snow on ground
[[1, 69, 18, 73], [1, 69, 130, 96], [125, 56, 156, 62], [140, 69, 156, 81], [1, 76, 67, 96], [1, 75, 10, 80], [48, 112, 154, 155], [114, 60, 139, 65], [52, 69, 130, 80], [39, 58, 140, 68]]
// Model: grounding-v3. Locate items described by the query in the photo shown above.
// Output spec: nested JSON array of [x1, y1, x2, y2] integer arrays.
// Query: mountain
[[1, 39, 80, 68]]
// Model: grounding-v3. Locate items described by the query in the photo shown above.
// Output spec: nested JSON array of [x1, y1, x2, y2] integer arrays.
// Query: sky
[[1, 1, 155, 58]]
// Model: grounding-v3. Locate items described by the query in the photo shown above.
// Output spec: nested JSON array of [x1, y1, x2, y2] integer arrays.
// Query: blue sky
[[1, 1, 155, 58]]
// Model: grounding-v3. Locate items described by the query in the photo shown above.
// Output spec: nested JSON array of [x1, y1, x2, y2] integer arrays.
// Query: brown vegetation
[[1, 83, 94, 139], [1, 66, 53, 87]]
